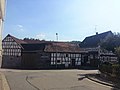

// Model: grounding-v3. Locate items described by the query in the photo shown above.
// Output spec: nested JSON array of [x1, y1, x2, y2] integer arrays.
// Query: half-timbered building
[[100, 51, 118, 64], [2, 31, 118, 69], [80, 31, 118, 66], [2, 34, 24, 68], [45, 42, 82, 68], [2, 34, 82, 69]]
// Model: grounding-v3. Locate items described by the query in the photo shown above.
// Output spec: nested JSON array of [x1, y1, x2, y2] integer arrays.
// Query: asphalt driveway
[[1, 69, 114, 90]]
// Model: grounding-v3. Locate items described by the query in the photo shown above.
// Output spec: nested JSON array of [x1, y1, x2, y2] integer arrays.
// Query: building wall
[[2, 56, 21, 68], [80, 51, 99, 67], [22, 52, 37, 68], [50, 52, 81, 68], [22, 52, 82, 69], [2, 36, 22, 68], [0, 0, 6, 18], [0, 0, 5, 67], [100, 55, 118, 64], [0, 19, 3, 67], [22, 52, 51, 69], [36, 52, 51, 68]]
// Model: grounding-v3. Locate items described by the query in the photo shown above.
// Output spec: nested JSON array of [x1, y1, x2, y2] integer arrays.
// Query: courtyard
[[0, 69, 117, 90]]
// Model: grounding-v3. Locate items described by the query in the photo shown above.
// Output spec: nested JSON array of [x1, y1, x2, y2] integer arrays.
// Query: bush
[[99, 64, 120, 78]]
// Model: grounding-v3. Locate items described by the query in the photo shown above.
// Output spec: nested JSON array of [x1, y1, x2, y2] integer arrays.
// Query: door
[[71, 59, 75, 67]]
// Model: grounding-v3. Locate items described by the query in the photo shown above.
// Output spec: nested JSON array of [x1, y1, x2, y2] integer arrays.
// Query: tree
[[115, 47, 120, 64], [100, 32, 120, 52], [71, 41, 81, 44]]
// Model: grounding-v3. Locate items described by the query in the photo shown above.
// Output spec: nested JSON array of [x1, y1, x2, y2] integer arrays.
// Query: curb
[[86, 75, 120, 89], [0, 72, 10, 90]]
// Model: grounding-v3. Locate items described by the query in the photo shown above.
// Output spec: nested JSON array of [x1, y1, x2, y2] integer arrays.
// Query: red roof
[[45, 42, 81, 53], [7, 34, 47, 44], [9, 34, 26, 44], [3, 34, 81, 53]]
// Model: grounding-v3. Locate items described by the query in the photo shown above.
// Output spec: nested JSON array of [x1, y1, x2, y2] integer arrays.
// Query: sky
[[3, 0, 120, 41]]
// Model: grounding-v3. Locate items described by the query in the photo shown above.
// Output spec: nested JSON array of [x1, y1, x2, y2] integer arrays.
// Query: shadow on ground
[[1, 66, 98, 70], [77, 74, 87, 81], [111, 80, 120, 90], [84, 74, 120, 90]]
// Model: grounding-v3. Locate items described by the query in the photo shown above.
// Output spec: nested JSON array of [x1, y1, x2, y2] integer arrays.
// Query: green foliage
[[71, 41, 81, 44], [115, 47, 120, 64], [115, 47, 120, 57], [99, 64, 120, 78]]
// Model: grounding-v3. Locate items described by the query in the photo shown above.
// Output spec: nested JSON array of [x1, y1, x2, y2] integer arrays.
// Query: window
[[51, 58, 53, 61], [76, 54, 78, 57], [90, 55, 93, 59], [79, 54, 81, 57], [51, 62, 53, 65], [13, 53, 14, 56], [79, 58, 81, 61], [11, 45, 13, 48], [94, 55, 98, 59], [57, 60, 60, 63], [51, 53, 54, 57], [4, 52, 6, 55], [66, 54, 68, 57], [54, 53, 56, 57], [74, 54, 76, 57], [62, 58, 64, 61]]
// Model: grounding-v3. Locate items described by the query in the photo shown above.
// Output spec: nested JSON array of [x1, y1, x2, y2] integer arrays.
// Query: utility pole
[[55, 33, 58, 68]]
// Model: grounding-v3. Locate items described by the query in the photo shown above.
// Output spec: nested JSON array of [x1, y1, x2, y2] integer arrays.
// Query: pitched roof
[[8, 34, 26, 44], [45, 42, 81, 53], [5, 34, 48, 44], [5, 34, 26, 49], [80, 31, 113, 48], [21, 43, 46, 51], [23, 39, 46, 44], [3, 34, 81, 53]]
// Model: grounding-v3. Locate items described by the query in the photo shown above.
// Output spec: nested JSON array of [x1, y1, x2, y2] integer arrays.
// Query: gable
[[80, 31, 113, 48], [2, 35, 22, 49]]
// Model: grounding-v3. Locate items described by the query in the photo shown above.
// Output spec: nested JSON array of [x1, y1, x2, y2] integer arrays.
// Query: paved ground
[[0, 75, 2, 90], [0, 69, 116, 90]]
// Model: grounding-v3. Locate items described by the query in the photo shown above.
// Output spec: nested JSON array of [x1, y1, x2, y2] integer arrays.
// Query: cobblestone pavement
[[0, 69, 115, 90]]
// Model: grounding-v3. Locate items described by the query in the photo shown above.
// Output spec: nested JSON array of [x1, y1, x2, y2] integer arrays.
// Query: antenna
[[56, 33, 58, 41], [95, 25, 97, 32], [95, 25, 98, 35]]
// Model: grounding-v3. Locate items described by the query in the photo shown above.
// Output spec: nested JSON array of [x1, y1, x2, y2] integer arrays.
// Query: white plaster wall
[[0, 19, 3, 67]]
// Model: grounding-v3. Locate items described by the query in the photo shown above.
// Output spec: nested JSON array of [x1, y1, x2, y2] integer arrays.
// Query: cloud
[[16, 24, 24, 31], [17, 25, 23, 28], [35, 33, 46, 40], [13, 24, 24, 32]]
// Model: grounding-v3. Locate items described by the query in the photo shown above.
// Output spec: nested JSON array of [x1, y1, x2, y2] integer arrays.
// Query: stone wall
[[2, 55, 21, 68]]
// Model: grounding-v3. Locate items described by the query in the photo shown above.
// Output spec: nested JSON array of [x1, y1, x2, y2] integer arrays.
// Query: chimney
[[96, 32, 98, 35]]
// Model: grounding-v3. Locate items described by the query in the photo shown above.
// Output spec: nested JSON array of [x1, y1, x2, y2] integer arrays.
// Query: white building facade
[[2, 34, 22, 68], [0, 0, 5, 67], [50, 53, 81, 68]]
